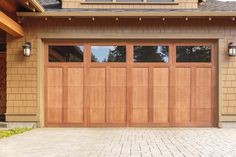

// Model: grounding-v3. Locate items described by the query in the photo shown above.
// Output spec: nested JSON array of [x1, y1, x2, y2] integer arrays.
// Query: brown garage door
[[45, 40, 216, 127]]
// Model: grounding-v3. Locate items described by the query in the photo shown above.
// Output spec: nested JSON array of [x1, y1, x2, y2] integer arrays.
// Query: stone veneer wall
[[5, 18, 236, 126]]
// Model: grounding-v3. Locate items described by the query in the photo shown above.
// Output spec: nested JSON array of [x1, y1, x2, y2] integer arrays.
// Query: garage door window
[[48, 46, 84, 62], [176, 46, 211, 62], [134, 46, 169, 63], [91, 46, 126, 62]]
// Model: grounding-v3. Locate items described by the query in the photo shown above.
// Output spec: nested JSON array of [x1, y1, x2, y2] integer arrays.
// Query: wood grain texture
[[132, 68, 149, 123], [67, 68, 84, 123], [173, 68, 191, 124], [153, 68, 169, 123], [47, 68, 63, 123], [89, 68, 106, 123], [108, 68, 127, 124]]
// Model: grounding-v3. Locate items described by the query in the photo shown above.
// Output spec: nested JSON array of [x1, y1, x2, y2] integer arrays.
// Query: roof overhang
[[20, 0, 45, 13], [17, 11, 236, 17], [0, 11, 24, 37]]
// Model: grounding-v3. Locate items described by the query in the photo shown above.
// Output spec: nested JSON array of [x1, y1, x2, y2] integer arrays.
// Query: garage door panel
[[132, 108, 148, 123], [153, 108, 169, 123], [89, 68, 106, 86], [67, 68, 84, 123], [67, 86, 84, 123], [89, 68, 106, 123], [172, 109, 190, 123], [68, 68, 83, 86], [47, 67, 63, 124], [132, 86, 148, 108], [195, 87, 211, 108], [196, 68, 212, 87], [174, 68, 191, 123], [110, 87, 126, 107], [109, 108, 126, 123], [109, 68, 127, 123], [195, 68, 212, 109], [153, 87, 168, 108], [89, 87, 105, 108], [153, 68, 169, 86], [90, 109, 106, 123], [110, 68, 126, 86], [132, 68, 148, 86], [153, 68, 169, 123], [47, 68, 63, 86], [191, 109, 212, 123], [47, 87, 63, 123]]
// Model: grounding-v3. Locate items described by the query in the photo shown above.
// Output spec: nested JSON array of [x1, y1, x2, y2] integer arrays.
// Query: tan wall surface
[[62, 0, 198, 9], [5, 18, 236, 125]]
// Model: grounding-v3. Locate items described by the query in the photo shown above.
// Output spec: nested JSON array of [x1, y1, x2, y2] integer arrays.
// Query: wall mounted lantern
[[23, 42, 31, 57]]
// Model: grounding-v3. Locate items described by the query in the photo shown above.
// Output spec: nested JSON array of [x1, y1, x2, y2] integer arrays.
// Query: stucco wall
[[5, 18, 236, 126]]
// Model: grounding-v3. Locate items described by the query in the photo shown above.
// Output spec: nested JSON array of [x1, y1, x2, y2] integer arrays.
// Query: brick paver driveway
[[0, 128, 236, 157]]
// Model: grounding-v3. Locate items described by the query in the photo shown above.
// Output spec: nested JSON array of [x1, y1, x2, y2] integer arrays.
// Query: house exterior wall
[[62, 0, 199, 9], [5, 18, 236, 127]]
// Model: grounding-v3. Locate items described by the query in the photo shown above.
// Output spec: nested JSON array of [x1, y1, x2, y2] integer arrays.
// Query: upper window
[[134, 46, 169, 63], [91, 46, 126, 62], [48, 46, 84, 62], [176, 46, 211, 62]]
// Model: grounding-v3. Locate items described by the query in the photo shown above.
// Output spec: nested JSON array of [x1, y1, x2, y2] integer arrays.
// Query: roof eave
[[16, 11, 236, 17], [29, 0, 45, 13]]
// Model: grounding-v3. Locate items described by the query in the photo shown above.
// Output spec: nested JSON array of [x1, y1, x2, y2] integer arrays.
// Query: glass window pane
[[134, 46, 169, 63], [91, 46, 126, 62], [49, 46, 84, 62], [176, 46, 211, 62]]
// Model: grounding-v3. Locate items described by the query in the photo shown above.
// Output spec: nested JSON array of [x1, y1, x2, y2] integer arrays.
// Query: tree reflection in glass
[[176, 46, 211, 62], [91, 46, 126, 62], [49, 46, 84, 62], [134, 46, 169, 63]]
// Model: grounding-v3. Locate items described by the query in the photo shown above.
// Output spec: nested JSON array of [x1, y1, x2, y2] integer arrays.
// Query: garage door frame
[[44, 39, 218, 127]]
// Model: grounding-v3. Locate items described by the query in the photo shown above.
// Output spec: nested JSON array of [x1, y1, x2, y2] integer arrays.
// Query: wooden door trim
[[44, 40, 218, 127]]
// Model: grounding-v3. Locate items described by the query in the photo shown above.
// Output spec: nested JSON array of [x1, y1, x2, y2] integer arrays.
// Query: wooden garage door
[[45, 41, 216, 127]]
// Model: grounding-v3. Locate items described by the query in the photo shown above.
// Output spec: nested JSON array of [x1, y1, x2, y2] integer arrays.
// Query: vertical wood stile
[[63, 68, 68, 124], [84, 44, 90, 126], [106, 66, 111, 124], [148, 67, 154, 123], [169, 43, 175, 126], [126, 44, 133, 126], [190, 67, 196, 124]]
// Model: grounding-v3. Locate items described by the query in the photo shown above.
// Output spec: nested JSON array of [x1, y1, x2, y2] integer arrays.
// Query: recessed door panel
[[192, 68, 212, 123], [67, 68, 84, 123], [89, 68, 106, 123], [132, 68, 148, 123], [47, 68, 63, 124], [173, 68, 191, 124], [109, 68, 127, 123], [153, 68, 169, 123]]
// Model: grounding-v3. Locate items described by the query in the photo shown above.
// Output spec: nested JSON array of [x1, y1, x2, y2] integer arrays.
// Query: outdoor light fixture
[[23, 42, 31, 57], [228, 42, 236, 57]]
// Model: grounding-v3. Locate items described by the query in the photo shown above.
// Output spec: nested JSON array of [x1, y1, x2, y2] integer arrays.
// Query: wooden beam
[[0, 0, 18, 15], [0, 11, 24, 38], [29, 0, 45, 12]]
